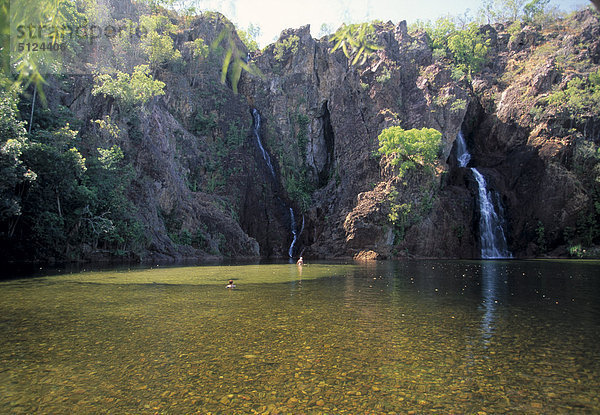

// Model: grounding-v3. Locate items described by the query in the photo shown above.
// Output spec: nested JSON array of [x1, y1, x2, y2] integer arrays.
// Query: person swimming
[[226, 279, 236, 288]]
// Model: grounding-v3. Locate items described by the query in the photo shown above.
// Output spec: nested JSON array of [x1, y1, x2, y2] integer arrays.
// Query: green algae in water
[[1, 260, 599, 414]]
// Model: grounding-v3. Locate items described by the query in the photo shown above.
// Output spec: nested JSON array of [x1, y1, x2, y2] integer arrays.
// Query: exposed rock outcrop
[[29, 5, 600, 261], [239, 20, 473, 258]]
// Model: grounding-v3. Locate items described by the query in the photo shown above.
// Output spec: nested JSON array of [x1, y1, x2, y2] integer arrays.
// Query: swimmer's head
[[228, 279, 234, 284]]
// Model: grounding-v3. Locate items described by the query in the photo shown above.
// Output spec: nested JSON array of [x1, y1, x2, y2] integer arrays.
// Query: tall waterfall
[[289, 208, 297, 258], [252, 108, 303, 258], [252, 109, 276, 178], [456, 132, 511, 259]]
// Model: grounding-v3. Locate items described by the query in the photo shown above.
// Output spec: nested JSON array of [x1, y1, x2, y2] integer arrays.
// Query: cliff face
[[460, 11, 600, 257], [239, 22, 472, 258], [50, 13, 265, 261], [236, 10, 600, 259], [23, 6, 600, 261]]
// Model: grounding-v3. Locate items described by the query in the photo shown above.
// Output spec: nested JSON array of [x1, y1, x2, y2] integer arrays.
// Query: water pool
[[1, 260, 599, 413]]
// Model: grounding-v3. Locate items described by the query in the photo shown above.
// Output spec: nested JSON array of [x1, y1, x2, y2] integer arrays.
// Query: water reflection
[[479, 261, 508, 346], [480, 262, 497, 345]]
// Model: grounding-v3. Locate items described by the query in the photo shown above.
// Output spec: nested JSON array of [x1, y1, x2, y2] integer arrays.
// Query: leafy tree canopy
[[237, 23, 261, 52], [413, 18, 489, 78], [0, 84, 35, 222], [92, 65, 165, 108], [139, 13, 182, 68], [377, 127, 442, 178], [447, 22, 490, 76]]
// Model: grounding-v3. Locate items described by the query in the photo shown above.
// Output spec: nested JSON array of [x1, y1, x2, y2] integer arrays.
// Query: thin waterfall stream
[[456, 132, 511, 259], [289, 208, 297, 258], [252, 109, 276, 178], [252, 109, 303, 257]]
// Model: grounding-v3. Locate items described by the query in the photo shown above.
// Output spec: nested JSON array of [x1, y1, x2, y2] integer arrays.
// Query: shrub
[[417, 17, 489, 77], [540, 69, 600, 130], [92, 65, 165, 108], [237, 23, 261, 52], [274, 35, 299, 62], [446, 23, 490, 76], [376, 67, 392, 84]]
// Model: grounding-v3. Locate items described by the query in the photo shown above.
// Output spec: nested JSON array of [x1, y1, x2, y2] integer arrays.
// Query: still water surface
[[1, 260, 599, 414]]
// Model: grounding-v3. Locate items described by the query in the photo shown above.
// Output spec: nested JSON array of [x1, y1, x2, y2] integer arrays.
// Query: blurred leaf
[[211, 27, 262, 94], [330, 22, 382, 66]]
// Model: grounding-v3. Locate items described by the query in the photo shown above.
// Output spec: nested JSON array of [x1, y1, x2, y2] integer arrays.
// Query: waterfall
[[471, 169, 512, 259], [252, 109, 276, 178], [287, 208, 305, 258], [455, 132, 511, 259], [288, 208, 297, 258], [252, 109, 303, 258], [456, 131, 471, 168]]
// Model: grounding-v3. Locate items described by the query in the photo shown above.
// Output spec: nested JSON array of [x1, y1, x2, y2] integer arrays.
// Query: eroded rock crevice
[[316, 101, 335, 188]]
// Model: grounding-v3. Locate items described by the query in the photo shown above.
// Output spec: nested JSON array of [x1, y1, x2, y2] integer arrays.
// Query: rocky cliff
[[238, 10, 600, 259], [7, 4, 600, 262], [238, 21, 473, 258]]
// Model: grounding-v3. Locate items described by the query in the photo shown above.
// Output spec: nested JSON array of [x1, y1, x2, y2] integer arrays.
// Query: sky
[[190, 0, 590, 47]]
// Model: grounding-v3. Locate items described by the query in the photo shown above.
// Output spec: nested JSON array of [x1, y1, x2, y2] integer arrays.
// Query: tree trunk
[[8, 215, 20, 238], [56, 192, 62, 218], [29, 85, 37, 134]]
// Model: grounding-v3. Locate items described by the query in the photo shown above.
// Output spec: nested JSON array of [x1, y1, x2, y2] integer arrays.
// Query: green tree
[[414, 17, 489, 78], [8, 0, 85, 99], [274, 35, 299, 62], [377, 127, 442, 178], [478, 0, 499, 23], [237, 23, 261, 52], [141, 31, 182, 68], [495, 0, 528, 21], [425, 16, 457, 52], [477, 0, 554, 24], [0, 85, 36, 236], [92, 65, 165, 108], [447, 22, 490, 77], [188, 38, 209, 59], [411, 17, 490, 78], [84, 145, 145, 253], [523, 0, 551, 23], [139, 13, 182, 68], [386, 189, 413, 241], [18, 126, 89, 258]]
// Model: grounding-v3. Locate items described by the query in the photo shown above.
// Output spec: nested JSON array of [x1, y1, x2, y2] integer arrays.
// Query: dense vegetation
[[0, 77, 145, 261], [377, 127, 441, 244], [1, 0, 179, 261], [377, 127, 441, 178]]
